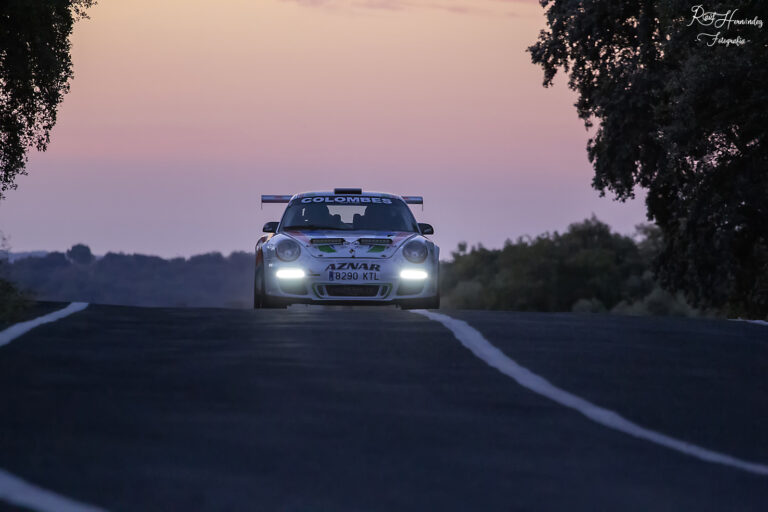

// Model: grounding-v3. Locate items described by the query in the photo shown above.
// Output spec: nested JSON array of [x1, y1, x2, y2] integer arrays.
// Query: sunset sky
[[0, 0, 646, 258]]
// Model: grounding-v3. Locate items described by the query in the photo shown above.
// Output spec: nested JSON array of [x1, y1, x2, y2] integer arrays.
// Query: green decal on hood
[[367, 245, 386, 253], [317, 245, 336, 253]]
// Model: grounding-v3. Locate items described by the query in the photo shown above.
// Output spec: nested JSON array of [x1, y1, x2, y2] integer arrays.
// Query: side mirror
[[419, 223, 434, 235], [262, 221, 279, 233]]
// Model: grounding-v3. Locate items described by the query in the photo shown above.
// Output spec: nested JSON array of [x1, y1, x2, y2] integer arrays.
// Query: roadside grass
[[0, 278, 36, 329]]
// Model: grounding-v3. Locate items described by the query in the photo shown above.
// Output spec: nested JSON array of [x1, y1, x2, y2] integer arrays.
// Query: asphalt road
[[0, 305, 767, 511]]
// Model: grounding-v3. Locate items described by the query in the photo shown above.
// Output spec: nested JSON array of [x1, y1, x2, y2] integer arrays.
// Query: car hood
[[282, 230, 419, 259]]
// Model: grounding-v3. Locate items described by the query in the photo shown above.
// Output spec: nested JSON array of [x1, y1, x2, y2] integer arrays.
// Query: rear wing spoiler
[[402, 196, 423, 210], [261, 195, 292, 204], [261, 195, 292, 209]]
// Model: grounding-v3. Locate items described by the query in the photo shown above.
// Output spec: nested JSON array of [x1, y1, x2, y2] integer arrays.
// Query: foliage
[[441, 217, 699, 316], [0, 231, 28, 322], [66, 243, 94, 264], [0, 0, 94, 199], [528, 0, 768, 317], [0, 276, 29, 322]]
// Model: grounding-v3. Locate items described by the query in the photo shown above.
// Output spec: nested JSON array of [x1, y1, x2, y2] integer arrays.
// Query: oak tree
[[0, 0, 94, 199], [529, 0, 768, 317]]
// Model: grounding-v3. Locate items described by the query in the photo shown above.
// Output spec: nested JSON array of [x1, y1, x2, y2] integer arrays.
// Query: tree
[[528, 1, 768, 318], [0, 230, 28, 321], [0, 0, 94, 200], [440, 217, 661, 312], [66, 243, 94, 264]]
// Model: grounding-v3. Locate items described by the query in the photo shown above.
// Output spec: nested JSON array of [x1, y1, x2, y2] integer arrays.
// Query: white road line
[[732, 318, 768, 327], [0, 470, 106, 512], [0, 302, 89, 347], [0, 302, 104, 512], [414, 309, 768, 476]]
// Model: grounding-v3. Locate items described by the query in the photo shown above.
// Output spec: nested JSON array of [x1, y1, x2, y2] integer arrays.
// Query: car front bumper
[[263, 254, 438, 304]]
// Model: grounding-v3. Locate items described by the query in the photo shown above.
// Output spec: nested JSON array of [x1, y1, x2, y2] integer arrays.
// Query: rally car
[[254, 188, 439, 309]]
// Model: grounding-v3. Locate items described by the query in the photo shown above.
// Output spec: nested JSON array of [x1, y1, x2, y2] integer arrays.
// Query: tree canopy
[[529, 0, 768, 317], [0, 0, 94, 199], [441, 217, 697, 315]]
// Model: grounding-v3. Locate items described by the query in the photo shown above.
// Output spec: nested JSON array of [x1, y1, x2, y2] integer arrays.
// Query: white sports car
[[254, 188, 439, 309]]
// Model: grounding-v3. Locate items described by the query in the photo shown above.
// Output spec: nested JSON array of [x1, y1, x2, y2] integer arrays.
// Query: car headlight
[[276, 268, 305, 279], [402, 240, 428, 263], [400, 269, 428, 280], [276, 239, 301, 261]]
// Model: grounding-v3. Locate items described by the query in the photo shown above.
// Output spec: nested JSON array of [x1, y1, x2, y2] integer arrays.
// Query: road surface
[[0, 304, 767, 511]]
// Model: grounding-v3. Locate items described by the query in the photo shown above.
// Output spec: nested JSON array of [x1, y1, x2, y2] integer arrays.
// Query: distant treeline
[[4, 246, 256, 309], [2, 217, 704, 316]]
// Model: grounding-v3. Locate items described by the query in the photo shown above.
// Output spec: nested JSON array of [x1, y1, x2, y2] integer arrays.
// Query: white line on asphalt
[[414, 309, 768, 476], [0, 303, 104, 512], [0, 302, 89, 347], [732, 318, 768, 327], [0, 470, 106, 512]]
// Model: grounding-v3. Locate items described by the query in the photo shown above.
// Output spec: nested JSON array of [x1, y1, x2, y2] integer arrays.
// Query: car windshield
[[280, 196, 419, 232]]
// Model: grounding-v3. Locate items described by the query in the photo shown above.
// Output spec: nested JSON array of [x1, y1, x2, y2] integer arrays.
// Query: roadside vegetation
[[441, 217, 701, 316], [529, 0, 768, 318], [0, 232, 30, 323], [3, 217, 720, 317], [0, 277, 30, 324]]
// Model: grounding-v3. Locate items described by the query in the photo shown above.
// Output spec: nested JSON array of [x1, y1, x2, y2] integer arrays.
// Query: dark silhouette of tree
[[66, 243, 94, 264], [0, 230, 28, 321], [529, 0, 768, 318], [0, 0, 94, 199], [440, 217, 684, 313]]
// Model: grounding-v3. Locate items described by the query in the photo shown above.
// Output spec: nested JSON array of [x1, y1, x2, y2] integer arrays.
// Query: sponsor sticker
[[300, 196, 393, 205], [325, 263, 381, 271], [326, 263, 382, 281]]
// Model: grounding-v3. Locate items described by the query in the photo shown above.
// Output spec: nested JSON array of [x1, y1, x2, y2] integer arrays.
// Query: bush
[[442, 280, 486, 309], [571, 298, 606, 314], [0, 277, 29, 322], [611, 288, 700, 317], [0, 233, 29, 322], [441, 217, 703, 317]]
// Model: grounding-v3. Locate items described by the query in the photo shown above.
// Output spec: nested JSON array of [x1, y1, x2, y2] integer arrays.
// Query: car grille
[[325, 284, 381, 297]]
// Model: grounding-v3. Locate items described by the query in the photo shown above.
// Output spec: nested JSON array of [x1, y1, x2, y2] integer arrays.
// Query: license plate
[[328, 271, 380, 281]]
